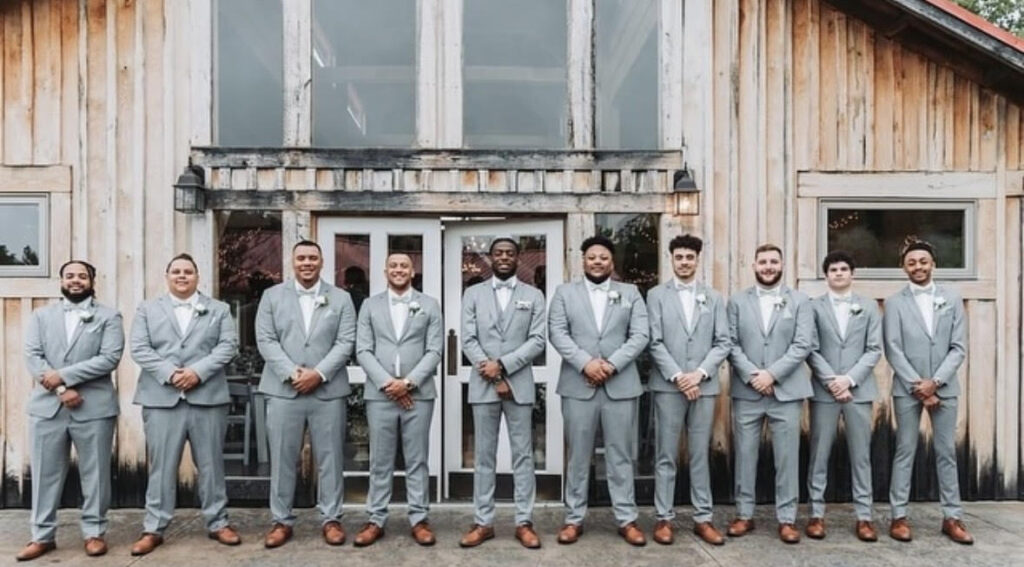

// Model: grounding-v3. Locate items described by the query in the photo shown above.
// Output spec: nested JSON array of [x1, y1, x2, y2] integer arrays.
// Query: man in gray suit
[[549, 235, 649, 546], [805, 251, 881, 542], [647, 234, 730, 546], [727, 243, 813, 544], [458, 238, 546, 549], [18, 260, 124, 561], [884, 240, 972, 545], [353, 253, 443, 547], [129, 253, 240, 555], [256, 240, 357, 548]]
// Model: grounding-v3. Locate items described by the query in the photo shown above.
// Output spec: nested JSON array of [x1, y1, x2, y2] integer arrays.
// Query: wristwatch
[[55, 385, 67, 396], [402, 378, 415, 391]]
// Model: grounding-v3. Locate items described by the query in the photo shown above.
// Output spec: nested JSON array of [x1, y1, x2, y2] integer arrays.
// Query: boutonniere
[[314, 295, 328, 308], [933, 296, 947, 311], [409, 301, 422, 315], [849, 303, 863, 315], [514, 300, 532, 310], [772, 296, 787, 310], [695, 293, 707, 306], [194, 303, 208, 315], [607, 290, 621, 303], [77, 311, 94, 323]]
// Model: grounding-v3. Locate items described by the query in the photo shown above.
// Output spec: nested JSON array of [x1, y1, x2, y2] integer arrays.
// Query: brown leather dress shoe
[[618, 522, 647, 546], [15, 541, 56, 562], [84, 537, 107, 557], [805, 517, 826, 539], [459, 524, 494, 548], [856, 521, 878, 542], [693, 522, 725, 545], [323, 521, 346, 546], [941, 518, 974, 545], [557, 523, 583, 544], [515, 523, 541, 549], [131, 533, 164, 556], [889, 517, 912, 542], [652, 520, 674, 545], [411, 521, 436, 546], [778, 523, 801, 544], [263, 524, 293, 549], [727, 518, 754, 537], [353, 523, 385, 547], [209, 526, 242, 546]]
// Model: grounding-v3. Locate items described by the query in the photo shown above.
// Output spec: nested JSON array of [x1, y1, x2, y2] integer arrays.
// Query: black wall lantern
[[173, 164, 207, 213], [672, 167, 699, 215]]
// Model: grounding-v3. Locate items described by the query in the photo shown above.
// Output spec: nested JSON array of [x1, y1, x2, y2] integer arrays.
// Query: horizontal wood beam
[[0, 165, 72, 192], [798, 171, 996, 198]]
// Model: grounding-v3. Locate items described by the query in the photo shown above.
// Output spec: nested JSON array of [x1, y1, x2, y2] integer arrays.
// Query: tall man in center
[[354, 253, 443, 547], [727, 243, 814, 544], [459, 238, 547, 549], [549, 235, 649, 546], [256, 240, 357, 548]]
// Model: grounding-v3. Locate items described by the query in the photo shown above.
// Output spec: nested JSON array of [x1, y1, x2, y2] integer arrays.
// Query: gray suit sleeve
[[59, 312, 125, 386], [607, 290, 649, 372], [255, 292, 298, 382], [848, 303, 882, 386], [356, 304, 392, 390], [698, 296, 732, 378], [24, 310, 53, 380], [766, 299, 814, 382], [460, 289, 489, 366], [498, 292, 547, 375], [933, 297, 966, 385], [727, 298, 759, 381], [646, 290, 682, 382], [407, 301, 443, 387], [190, 305, 240, 382], [548, 286, 594, 372], [313, 293, 357, 381], [806, 306, 837, 382], [883, 297, 922, 390], [129, 304, 179, 383]]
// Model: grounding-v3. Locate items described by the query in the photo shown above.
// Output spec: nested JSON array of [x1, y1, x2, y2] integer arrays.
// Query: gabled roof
[[828, 0, 1024, 104]]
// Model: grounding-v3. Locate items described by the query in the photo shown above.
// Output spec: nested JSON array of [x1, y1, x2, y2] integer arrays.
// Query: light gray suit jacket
[[646, 280, 731, 396], [883, 285, 965, 399], [255, 280, 357, 400], [548, 280, 649, 401], [130, 294, 239, 408], [727, 285, 814, 402], [24, 300, 124, 421], [807, 293, 881, 403], [461, 280, 546, 405], [356, 290, 443, 401]]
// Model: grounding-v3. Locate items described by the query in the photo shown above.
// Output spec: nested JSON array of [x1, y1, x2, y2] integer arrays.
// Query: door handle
[[447, 329, 458, 376]]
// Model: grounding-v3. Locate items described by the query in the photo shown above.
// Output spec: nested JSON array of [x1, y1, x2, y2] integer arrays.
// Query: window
[[216, 0, 284, 146], [595, 0, 659, 149], [0, 194, 48, 277], [595, 213, 660, 295], [819, 200, 975, 279], [312, 0, 416, 147], [463, 0, 568, 148]]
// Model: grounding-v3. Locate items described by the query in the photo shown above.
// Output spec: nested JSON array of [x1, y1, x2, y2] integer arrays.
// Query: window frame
[[817, 198, 977, 280], [0, 193, 49, 278]]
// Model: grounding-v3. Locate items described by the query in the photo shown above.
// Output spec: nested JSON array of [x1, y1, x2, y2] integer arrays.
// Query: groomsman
[[727, 244, 813, 544], [256, 240, 357, 548], [18, 261, 124, 561], [646, 234, 730, 546], [884, 240, 972, 544], [129, 254, 240, 555], [549, 235, 649, 546], [354, 253, 443, 547], [805, 251, 881, 542], [459, 238, 546, 549]]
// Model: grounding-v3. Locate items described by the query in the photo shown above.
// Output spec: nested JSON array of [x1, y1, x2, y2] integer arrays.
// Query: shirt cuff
[[316, 368, 328, 382], [698, 368, 709, 380]]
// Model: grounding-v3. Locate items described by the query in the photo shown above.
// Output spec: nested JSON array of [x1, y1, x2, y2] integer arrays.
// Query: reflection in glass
[[595, 0, 658, 149], [826, 207, 966, 269], [345, 384, 370, 472], [461, 383, 547, 470], [0, 202, 41, 266], [334, 234, 371, 315], [595, 213, 660, 295], [388, 234, 424, 291], [463, 0, 568, 148], [312, 0, 416, 147], [216, 0, 283, 146]]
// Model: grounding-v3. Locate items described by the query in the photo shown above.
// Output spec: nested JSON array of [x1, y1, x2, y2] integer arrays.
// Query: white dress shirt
[[388, 288, 412, 376], [830, 292, 852, 340], [674, 278, 697, 331], [757, 286, 781, 333], [492, 275, 517, 312], [909, 282, 935, 336], [586, 278, 610, 333], [296, 280, 322, 334], [170, 292, 199, 335], [62, 297, 93, 343]]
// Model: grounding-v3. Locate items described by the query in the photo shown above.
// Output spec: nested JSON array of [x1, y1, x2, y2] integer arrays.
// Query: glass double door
[[317, 217, 564, 502]]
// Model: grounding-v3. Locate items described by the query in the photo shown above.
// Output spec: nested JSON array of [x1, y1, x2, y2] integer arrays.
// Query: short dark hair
[[899, 239, 935, 264], [754, 243, 783, 258], [822, 250, 855, 274], [292, 240, 322, 254], [489, 237, 520, 255], [581, 235, 616, 256], [668, 234, 703, 255], [59, 260, 96, 281], [166, 253, 198, 273]]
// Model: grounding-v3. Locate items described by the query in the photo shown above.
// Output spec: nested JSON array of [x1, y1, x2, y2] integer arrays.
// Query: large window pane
[[595, 0, 659, 149], [216, 0, 284, 146], [312, 0, 416, 147], [463, 0, 568, 148], [0, 195, 47, 277]]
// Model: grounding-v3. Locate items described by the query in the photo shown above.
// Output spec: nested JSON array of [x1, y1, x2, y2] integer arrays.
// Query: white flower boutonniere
[[409, 301, 422, 315], [514, 300, 532, 310], [607, 290, 621, 303], [849, 303, 863, 315], [314, 295, 328, 308], [695, 293, 707, 306], [194, 303, 208, 315], [77, 311, 94, 323], [933, 296, 947, 311], [772, 296, 787, 310]]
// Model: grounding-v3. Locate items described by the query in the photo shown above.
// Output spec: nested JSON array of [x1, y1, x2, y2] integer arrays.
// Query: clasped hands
[[912, 378, 941, 409], [40, 369, 82, 408], [170, 367, 201, 392], [749, 369, 776, 396], [826, 375, 855, 403], [674, 370, 704, 401], [583, 359, 616, 387], [382, 378, 414, 410], [478, 360, 512, 400]]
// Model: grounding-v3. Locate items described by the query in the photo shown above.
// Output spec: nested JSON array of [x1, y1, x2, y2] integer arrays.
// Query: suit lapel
[[179, 293, 208, 340], [575, 281, 600, 336], [498, 283, 521, 335], [50, 304, 69, 355], [158, 296, 182, 339], [599, 282, 617, 336], [662, 281, 690, 336], [397, 290, 421, 341], [818, 295, 842, 342], [64, 306, 92, 355], [376, 293, 397, 342], [901, 287, 930, 336], [306, 282, 328, 338]]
